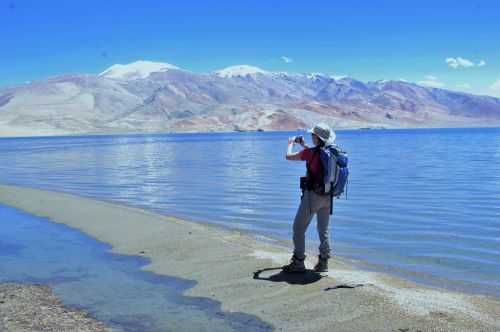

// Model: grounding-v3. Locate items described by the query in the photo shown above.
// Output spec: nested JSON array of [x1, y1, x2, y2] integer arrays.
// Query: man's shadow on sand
[[253, 267, 322, 285]]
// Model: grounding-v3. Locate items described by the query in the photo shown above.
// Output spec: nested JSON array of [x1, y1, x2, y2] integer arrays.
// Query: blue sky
[[2, 0, 500, 96]]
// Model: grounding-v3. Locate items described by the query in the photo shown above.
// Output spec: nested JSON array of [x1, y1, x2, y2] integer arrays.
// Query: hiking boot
[[282, 255, 306, 273], [314, 256, 328, 272]]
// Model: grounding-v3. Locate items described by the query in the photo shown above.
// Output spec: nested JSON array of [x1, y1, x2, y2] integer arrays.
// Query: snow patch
[[332, 75, 348, 80], [100, 60, 180, 80], [215, 65, 269, 78], [306, 72, 331, 80]]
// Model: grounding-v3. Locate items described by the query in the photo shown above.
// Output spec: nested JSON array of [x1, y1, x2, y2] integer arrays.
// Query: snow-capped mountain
[[99, 60, 181, 80], [1, 60, 499, 136]]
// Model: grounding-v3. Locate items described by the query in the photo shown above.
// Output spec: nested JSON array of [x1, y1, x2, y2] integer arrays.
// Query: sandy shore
[[0, 184, 498, 332], [0, 283, 109, 331]]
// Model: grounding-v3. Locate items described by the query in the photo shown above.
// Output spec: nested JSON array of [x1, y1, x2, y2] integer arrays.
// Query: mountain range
[[1, 60, 500, 137]]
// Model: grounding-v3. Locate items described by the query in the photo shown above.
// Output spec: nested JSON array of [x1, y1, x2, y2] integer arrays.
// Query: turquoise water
[[0, 128, 499, 297], [0, 203, 272, 332]]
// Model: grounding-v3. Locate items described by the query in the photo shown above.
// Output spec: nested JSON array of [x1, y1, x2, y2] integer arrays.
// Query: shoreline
[[1, 125, 500, 139], [0, 184, 498, 331], [1, 180, 494, 300]]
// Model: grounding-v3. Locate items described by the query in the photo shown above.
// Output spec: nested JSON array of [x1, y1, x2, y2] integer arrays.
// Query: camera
[[294, 135, 304, 144]]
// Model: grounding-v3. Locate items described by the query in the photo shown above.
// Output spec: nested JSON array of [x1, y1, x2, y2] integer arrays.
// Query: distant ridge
[[0, 60, 499, 137]]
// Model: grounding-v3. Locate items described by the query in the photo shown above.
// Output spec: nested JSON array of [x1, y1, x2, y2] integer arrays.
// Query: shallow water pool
[[0, 203, 272, 332]]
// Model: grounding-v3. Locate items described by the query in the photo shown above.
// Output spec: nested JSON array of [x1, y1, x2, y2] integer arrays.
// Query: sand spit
[[0, 184, 498, 332]]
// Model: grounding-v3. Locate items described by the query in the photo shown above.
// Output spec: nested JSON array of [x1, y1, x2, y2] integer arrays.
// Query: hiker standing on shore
[[283, 123, 346, 273]]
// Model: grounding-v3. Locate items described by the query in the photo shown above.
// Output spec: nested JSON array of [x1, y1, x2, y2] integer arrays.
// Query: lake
[[0, 127, 499, 297]]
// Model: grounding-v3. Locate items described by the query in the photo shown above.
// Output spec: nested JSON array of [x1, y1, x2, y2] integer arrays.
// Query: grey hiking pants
[[293, 190, 331, 260]]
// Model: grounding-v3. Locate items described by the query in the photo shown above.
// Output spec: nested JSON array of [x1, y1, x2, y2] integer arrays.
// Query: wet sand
[[0, 184, 498, 332], [0, 283, 109, 332]]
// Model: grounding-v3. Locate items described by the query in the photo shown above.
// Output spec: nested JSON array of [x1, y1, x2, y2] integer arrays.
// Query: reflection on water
[[0, 204, 272, 332], [0, 128, 499, 297]]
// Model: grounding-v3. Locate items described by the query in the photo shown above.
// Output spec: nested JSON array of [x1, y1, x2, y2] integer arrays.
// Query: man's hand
[[288, 136, 296, 145]]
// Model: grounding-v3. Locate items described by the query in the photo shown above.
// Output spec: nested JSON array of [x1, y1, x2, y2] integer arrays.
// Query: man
[[283, 123, 336, 273]]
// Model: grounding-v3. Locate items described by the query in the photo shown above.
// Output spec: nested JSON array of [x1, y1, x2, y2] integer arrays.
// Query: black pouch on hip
[[300, 176, 307, 191]]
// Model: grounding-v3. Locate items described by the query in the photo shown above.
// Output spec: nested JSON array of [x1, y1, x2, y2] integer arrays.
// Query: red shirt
[[299, 148, 321, 179]]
